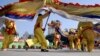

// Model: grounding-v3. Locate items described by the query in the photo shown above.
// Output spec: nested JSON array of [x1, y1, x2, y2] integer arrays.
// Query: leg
[[77, 39, 81, 50], [35, 28, 48, 52], [8, 35, 14, 47], [25, 36, 38, 50], [68, 35, 74, 50], [81, 38, 87, 51], [2, 34, 9, 51], [83, 30, 95, 52], [54, 41, 58, 49]]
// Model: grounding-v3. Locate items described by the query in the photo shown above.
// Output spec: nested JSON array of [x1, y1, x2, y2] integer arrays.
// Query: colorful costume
[[78, 22, 96, 52], [26, 11, 50, 52], [1, 19, 16, 51], [68, 31, 75, 50], [74, 33, 81, 50], [33, 12, 50, 51]]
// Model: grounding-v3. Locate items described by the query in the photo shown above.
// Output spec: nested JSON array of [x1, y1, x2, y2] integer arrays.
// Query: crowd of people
[[48, 20, 81, 50], [47, 20, 100, 52], [0, 10, 99, 52]]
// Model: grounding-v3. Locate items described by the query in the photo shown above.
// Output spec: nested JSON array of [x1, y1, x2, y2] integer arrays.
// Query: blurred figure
[[48, 20, 62, 49], [53, 20, 66, 49], [48, 20, 56, 35], [77, 22, 96, 52], [68, 29, 75, 50], [1, 19, 17, 51], [26, 10, 51, 52], [54, 20, 69, 47], [53, 32, 61, 49], [74, 31, 81, 50]]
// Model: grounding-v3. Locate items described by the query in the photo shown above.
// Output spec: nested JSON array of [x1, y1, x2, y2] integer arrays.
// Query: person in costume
[[77, 22, 96, 52], [53, 31, 62, 49], [68, 29, 75, 50], [54, 20, 68, 49], [26, 10, 51, 52], [74, 31, 81, 50], [54, 20, 69, 48], [1, 19, 17, 51]]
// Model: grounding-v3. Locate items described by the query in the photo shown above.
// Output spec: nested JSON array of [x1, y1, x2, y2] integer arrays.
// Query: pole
[[44, 12, 51, 31]]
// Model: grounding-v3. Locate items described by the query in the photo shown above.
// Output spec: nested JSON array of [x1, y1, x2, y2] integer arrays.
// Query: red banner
[[19, 0, 33, 2]]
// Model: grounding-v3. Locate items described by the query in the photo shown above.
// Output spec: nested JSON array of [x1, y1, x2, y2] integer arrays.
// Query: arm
[[14, 24, 16, 31], [40, 11, 51, 19], [48, 23, 54, 27], [13, 22, 18, 35]]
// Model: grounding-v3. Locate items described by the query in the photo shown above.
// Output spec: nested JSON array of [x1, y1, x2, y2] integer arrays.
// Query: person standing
[[1, 19, 17, 51]]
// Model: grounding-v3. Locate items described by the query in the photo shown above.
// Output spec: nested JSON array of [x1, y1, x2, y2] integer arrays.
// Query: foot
[[54, 48, 58, 50], [25, 46, 29, 51], [25, 42, 29, 51], [41, 49, 49, 52], [3, 49, 7, 51]]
